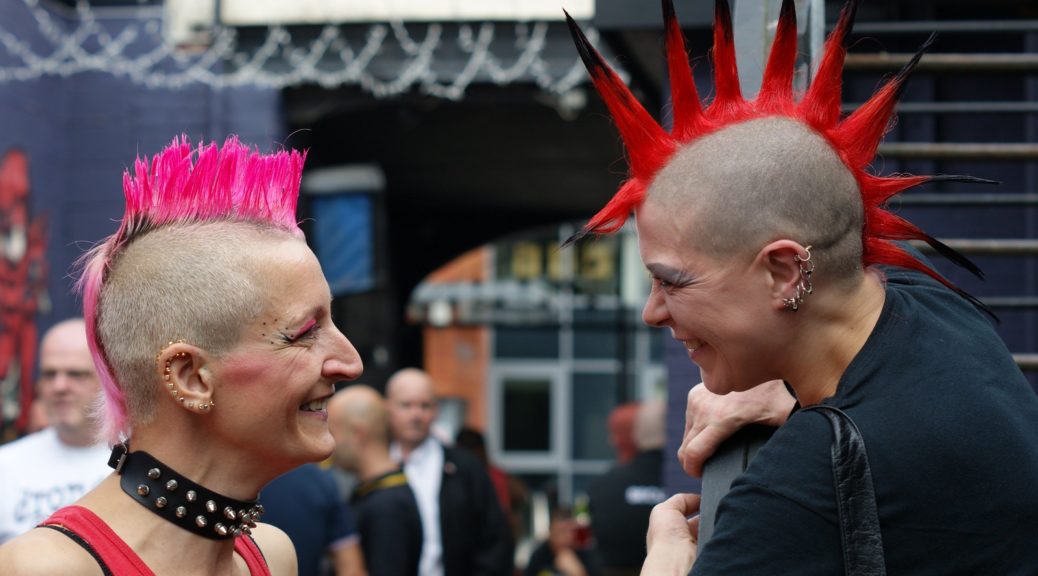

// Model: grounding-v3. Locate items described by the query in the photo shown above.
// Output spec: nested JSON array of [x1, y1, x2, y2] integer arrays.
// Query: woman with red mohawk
[[567, 0, 1038, 574], [0, 136, 364, 574]]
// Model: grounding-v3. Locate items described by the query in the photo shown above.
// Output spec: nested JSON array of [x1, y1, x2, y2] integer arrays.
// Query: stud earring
[[163, 348, 190, 402]]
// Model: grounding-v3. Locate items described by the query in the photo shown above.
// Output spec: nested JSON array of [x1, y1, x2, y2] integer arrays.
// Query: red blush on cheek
[[219, 354, 271, 390]]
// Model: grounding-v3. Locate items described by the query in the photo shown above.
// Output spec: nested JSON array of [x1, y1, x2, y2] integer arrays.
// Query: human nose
[[323, 326, 364, 382], [642, 286, 670, 328], [46, 372, 71, 394]]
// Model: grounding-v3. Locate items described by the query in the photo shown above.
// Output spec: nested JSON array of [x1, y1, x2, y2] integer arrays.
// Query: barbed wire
[[0, 0, 618, 101]]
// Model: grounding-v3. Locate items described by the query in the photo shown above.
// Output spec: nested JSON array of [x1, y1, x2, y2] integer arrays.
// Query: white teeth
[[683, 339, 703, 352], [302, 399, 327, 411]]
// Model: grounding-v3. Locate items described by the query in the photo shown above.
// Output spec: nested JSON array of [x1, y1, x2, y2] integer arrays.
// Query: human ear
[[156, 341, 217, 414], [758, 240, 809, 312]]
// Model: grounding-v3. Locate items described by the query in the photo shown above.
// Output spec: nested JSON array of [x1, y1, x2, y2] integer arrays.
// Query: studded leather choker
[[108, 444, 264, 540]]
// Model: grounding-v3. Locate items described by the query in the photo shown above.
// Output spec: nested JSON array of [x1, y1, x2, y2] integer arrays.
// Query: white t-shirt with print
[[0, 428, 111, 543]]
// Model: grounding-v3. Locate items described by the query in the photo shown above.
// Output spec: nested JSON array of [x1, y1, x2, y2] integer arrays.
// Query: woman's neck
[[786, 271, 886, 406]]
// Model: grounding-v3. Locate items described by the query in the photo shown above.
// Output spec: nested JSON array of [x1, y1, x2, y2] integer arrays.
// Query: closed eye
[[646, 263, 693, 291], [281, 319, 320, 344], [293, 323, 320, 342]]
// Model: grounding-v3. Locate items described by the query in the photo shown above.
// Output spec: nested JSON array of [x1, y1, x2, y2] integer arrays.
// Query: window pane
[[503, 378, 552, 452], [573, 327, 619, 359], [571, 373, 621, 460], [573, 309, 621, 360], [495, 327, 559, 359]]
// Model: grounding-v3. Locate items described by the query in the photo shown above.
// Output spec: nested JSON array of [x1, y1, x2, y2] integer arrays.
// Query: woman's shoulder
[[0, 526, 105, 576], [249, 522, 298, 576]]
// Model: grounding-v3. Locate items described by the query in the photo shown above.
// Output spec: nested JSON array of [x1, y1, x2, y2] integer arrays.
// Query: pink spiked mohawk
[[77, 135, 307, 443], [565, 0, 994, 307]]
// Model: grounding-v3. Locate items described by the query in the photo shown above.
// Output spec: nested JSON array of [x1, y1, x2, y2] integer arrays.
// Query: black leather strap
[[804, 405, 887, 576]]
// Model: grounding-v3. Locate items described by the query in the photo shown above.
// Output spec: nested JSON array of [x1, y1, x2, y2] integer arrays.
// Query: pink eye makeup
[[272, 317, 320, 345]]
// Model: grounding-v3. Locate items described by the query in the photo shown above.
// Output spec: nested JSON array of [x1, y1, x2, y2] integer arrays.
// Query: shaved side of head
[[647, 117, 864, 284], [97, 221, 299, 429]]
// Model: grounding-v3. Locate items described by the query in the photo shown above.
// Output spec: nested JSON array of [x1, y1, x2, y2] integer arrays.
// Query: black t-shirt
[[587, 450, 665, 570], [694, 270, 1038, 575], [351, 470, 423, 576]]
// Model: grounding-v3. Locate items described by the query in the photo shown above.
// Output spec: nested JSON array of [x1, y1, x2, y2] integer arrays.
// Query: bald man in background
[[0, 318, 111, 543], [330, 385, 422, 576], [385, 368, 512, 576]]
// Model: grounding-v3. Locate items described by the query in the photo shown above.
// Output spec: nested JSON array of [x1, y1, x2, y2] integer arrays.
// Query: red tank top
[[40, 505, 272, 576]]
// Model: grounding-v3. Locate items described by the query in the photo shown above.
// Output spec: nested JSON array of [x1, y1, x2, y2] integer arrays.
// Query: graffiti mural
[[0, 149, 49, 441]]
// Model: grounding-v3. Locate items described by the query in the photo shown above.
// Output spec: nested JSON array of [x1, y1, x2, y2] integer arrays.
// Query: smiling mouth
[[682, 339, 703, 352], [300, 398, 329, 412]]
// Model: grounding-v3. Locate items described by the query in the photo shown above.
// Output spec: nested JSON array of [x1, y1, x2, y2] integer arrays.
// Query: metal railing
[[877, 143, 1038, 160], [846, 53, 1038, 72]]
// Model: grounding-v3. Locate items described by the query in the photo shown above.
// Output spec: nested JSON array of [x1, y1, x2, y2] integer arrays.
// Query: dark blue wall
[[0, 2, 282, 339]]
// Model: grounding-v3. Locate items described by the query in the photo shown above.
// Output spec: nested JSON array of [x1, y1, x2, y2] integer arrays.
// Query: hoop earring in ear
[[783, 245, 815, 312]]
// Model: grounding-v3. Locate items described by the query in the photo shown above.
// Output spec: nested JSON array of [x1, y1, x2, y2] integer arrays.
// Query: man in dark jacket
[[386, 368, 513, 576], [330, 385, 422, 576]]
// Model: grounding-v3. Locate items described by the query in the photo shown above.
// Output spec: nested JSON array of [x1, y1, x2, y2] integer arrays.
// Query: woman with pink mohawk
[[0, 136, 363, 575], [567, 0, 1038, 574]]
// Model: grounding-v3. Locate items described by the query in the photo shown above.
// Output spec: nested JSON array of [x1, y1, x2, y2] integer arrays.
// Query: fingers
[[688, 512, 701, 544], [644, 493, 702, 572], [679, 421, 738, 478], [677, 380, 796, 477], [683, 384, 711, 438], [665, 492, 701, 515]]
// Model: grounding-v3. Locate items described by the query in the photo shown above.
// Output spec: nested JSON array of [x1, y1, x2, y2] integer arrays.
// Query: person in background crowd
[[523, 508, 596, 576], [25, 398, 48, 434], [386, 368, 513, 576], [454, 426, 528, 544], [587, 401, 666, 576], [0, 318, 110, 544], [261, 462, 366, 576], [329, 384, 422, 576], [605, 403, 639, 465]]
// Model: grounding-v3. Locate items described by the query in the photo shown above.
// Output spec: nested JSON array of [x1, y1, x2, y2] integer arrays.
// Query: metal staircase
[[841, 7, 1038, 380]]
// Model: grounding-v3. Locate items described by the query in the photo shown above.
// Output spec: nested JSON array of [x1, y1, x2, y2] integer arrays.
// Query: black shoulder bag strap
[[803, 405, 886, 576], [696, 406, 886, 576]]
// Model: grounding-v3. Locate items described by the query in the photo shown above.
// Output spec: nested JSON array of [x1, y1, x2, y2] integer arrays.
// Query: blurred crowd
[[0, 319, 665, 576]]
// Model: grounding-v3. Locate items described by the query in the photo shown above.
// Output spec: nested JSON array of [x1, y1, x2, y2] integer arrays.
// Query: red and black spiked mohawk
[[565, 0, 993, 304]]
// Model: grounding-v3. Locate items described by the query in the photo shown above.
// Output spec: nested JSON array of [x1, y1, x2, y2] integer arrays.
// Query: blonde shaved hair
[[97, 221, 299, 428]]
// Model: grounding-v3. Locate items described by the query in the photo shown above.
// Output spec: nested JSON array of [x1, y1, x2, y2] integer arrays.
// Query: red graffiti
[[0, 149, 49, 439]]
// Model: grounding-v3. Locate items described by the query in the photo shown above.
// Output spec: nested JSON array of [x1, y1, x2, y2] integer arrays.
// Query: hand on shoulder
[[678, 380, 795, 477], [250, 522, 298, 576], [0, 527, 105, 576]]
